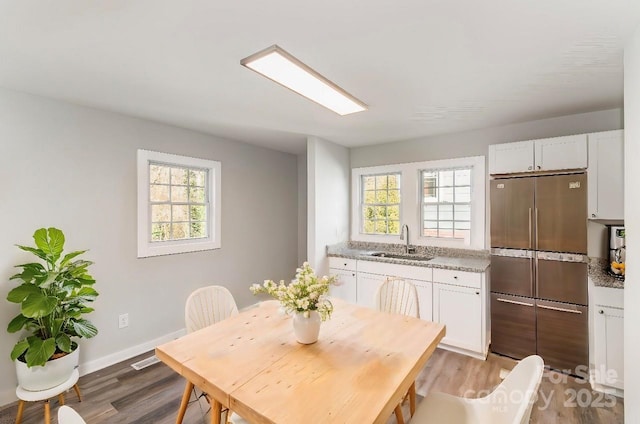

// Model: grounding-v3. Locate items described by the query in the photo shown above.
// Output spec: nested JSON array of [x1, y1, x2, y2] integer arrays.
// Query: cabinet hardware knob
[[591, 214, 596, 218], [453, 276, 458, 279], [599, 310, 604, 314], [475, 291, 480, 295], [537, 165, 541, 170], [528, 166, 532, 170]]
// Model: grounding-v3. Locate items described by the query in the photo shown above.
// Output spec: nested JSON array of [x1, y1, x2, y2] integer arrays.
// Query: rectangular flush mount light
[[240, 45, 367, 116]]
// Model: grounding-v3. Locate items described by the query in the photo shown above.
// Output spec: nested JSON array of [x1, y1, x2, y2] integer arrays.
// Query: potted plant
[[250, 262, 336, 344], [6, 227, 99, 391]]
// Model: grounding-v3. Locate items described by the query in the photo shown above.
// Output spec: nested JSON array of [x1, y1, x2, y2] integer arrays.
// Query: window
[[351, 156, 485, 249], [137, 150, 221, 257], [422, 168, 472, 240], [361, 173, 401, 235]]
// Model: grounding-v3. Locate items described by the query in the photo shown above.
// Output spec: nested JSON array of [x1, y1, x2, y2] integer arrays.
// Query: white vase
[[292, 311, 321, 344], [15, 345, 79, 391]]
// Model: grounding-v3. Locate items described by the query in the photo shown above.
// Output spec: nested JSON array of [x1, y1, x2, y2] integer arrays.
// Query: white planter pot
[[15, 345, 79, 391], [292, 311, 321, 344]]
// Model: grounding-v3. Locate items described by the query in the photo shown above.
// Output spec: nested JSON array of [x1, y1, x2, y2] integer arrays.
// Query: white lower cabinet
[[356, 272, 385, 308], [413, 280, 433, 321], [328, 257, 358, 304], [433, 283, 482, 353], [593, 306, 624, 393], [336, 257, 488, 359], [329, 268, 357, 304]]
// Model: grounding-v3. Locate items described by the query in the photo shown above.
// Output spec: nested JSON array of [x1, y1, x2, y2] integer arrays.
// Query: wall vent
[[131, 355, 160, 370]]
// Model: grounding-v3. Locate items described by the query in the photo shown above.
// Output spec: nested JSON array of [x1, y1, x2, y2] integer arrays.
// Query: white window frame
[[137, 149, 222, 258], [351, 156, 485, 249]]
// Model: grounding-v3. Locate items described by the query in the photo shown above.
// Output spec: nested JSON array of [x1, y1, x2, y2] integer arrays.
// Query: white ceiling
[[1, 1, 639, 154]]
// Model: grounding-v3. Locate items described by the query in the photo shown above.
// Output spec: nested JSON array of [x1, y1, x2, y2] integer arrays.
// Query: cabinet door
[[433, 283, 482, 352], [329, 268, 357, 304], [490, 177, 535, 249], [490, 293, 536, 359], [356, 272, 385, 309], [536, 299, 588, 373], [535, 173, 587, 254], [588, 130, 624, 220], [488, 140, 534, 174], [594, 306, 624, 390], [412, 280, 433, 321], [534, 134, 588, 171]]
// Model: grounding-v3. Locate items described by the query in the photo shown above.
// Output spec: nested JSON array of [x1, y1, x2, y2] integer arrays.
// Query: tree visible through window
[[361, 173, 401, 235], [422, 168, 471, 239], [149, 163, 209, 242]]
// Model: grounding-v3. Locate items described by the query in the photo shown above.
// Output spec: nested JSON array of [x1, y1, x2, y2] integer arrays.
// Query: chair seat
[[410, 392, 479, 423], [16, 369, 80, 401]]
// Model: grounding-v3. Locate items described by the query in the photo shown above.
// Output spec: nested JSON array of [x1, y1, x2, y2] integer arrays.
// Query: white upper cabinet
[[489, 134, 588, 175], [588, 130, 624, 221], [488, 140, 534, 174]]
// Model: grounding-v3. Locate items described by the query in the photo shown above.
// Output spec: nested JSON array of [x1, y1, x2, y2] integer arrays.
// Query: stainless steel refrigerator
[[490, 172, 588, 373]]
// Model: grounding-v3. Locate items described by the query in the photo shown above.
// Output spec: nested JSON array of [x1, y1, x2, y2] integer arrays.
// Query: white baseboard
[[78, 328, 186, 376], [0, 328, 186, 408]]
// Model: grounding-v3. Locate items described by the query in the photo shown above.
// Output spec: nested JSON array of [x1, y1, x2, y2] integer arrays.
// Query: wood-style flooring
[[0, 348, 623, 424]]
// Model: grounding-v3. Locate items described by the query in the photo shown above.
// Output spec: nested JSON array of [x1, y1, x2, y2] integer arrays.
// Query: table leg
[[409, 382, 416, 416], [59, 393, 65, 406], [15, 400, 25, 424], [176, 380, 194, 424], [44, 400, 51, 424], [394, 404, 405, 424], [210, 398, 222, 424]]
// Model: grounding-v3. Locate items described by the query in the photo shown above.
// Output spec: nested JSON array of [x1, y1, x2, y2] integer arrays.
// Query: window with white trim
[[361, 173, 401, 235], [421, 167, 472, 240], [137, 150, 221, 258], [351, 156, 485, 249]]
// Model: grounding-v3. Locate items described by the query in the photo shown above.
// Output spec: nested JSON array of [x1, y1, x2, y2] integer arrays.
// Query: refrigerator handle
[[528, 207, 532, 249], [537, 304, 583, 314], [535, 208, 539, 250], [532, 255, 537, 298]]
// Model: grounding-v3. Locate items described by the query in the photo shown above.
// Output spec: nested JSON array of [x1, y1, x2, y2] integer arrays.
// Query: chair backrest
[[481, 355, 545, 424], [375, 277, 419, 318], [58, 405, 87, 424], [185, 285, 239, 333]]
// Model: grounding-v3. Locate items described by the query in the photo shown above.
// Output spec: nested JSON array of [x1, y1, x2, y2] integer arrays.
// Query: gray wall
[[351, 108, 623, 168], [307, 137, 350, 276], [0, 88, 299, 405]]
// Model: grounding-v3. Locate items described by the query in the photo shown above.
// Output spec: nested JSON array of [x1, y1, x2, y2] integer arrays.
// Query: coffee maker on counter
[[609, 226, 625, 278]]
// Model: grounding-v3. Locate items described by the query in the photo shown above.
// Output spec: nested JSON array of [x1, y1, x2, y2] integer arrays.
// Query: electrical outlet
[[118, 313, 129, 329]]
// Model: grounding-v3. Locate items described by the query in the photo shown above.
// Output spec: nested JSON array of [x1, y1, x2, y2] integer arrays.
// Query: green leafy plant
[[6, 228, 99, 367]]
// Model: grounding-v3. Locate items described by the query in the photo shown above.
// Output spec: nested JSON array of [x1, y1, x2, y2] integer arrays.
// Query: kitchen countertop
[[589, 257, 624, 289], [327, 242, 490, 273]]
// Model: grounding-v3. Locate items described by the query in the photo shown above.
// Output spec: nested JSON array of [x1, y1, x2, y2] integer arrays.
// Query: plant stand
[[15, 369, 82, 424]]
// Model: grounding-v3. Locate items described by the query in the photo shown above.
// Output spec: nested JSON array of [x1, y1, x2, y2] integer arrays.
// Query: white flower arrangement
[[250, 262, 337, 321]]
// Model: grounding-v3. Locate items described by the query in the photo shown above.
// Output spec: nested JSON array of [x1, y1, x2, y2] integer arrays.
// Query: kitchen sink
[[369, 252, 433, 261]]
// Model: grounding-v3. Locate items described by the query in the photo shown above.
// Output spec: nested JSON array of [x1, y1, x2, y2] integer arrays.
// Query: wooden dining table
[[155, 299, 445, 424]]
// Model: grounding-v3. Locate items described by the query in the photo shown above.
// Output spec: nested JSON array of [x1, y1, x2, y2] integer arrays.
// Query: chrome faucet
[[400, 224, 414, 254]]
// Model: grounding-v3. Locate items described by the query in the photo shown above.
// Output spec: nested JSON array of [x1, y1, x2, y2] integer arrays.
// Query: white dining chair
[[375, 277, 420, 424], [185, 285, 239, 334], [375, 277, 420, 318], [58, 405, 87, 424], [177, 285, 239, 424], [409, 355, 545, 424]]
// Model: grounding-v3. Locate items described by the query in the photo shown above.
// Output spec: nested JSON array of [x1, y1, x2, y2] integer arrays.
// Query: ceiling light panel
[[241, 45, 367, 116]]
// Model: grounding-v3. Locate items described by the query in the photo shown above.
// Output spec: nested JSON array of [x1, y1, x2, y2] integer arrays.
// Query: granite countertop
[[589, 257, 624, 289], [327, 242, 490, 273]]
